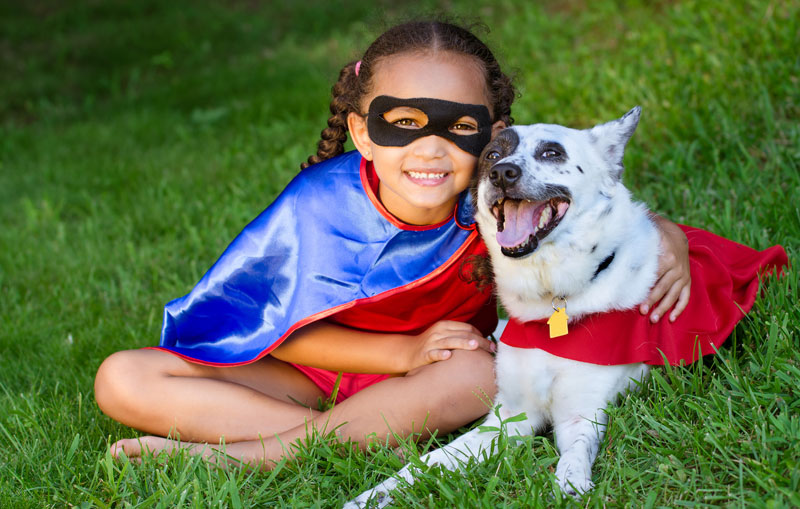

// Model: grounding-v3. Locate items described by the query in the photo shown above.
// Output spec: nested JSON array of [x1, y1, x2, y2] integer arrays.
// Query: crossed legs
[[94, 348, 495, 468]]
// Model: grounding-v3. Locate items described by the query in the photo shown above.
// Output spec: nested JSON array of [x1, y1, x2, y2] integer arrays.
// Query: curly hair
[[300, 20, 517, 169]]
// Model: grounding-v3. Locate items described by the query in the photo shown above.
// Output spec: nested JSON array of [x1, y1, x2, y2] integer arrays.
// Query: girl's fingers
[[650, 278, 682, 323], [669, 283, 691, 322], [434, 320, 483, 336], [427, 349, 452, 363], [474, 336, 497, 353], [434, 335, 496, 355], [424, 334, 497, 364], [640, 272, 673, 314]]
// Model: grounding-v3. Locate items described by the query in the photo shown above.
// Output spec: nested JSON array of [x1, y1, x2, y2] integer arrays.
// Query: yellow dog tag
[[548, 296, 569, 338]]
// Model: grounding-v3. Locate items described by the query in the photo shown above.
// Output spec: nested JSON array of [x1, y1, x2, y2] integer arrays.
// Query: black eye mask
[[366, 95, 493, 157]]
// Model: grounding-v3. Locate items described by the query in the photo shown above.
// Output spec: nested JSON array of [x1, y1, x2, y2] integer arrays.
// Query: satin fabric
[[500, 225, 788, 366], [152, 151, 494, 366]]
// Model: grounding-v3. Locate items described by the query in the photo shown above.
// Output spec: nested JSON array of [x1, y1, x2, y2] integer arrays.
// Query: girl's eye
[[450, 122, 477, 132], [486, 151, 501, 160], [392, 118, 419, 128], [449, 116, 479, 135]]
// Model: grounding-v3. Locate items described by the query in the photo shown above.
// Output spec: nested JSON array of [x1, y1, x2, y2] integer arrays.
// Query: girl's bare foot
[[110, 436, 216, 461]]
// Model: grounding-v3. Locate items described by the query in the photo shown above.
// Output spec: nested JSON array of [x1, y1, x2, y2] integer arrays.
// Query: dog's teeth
[[539, 207, 552, 229], [496, 200, 506, 232]]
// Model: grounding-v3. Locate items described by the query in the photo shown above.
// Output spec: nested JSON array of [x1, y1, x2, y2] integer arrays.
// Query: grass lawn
[[1, 0, 798, 506]]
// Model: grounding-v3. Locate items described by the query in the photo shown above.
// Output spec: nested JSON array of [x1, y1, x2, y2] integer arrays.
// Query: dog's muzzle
[[488, 163, 522, 190], [491, 196, 570, 257]]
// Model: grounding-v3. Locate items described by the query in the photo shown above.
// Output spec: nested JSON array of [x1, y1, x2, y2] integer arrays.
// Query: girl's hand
[[640, 216, 691, 323], [406, 321, 496, 371]]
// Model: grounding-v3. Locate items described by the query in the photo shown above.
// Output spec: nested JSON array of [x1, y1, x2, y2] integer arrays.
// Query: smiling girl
[[94, 20, 691, 466]]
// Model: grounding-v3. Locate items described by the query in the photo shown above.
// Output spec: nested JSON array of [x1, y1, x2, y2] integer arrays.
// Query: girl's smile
[[348, 51, 505, 225], [404, 169, 450, 185]]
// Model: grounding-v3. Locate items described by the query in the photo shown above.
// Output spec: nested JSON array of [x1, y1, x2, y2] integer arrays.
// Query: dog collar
[[366, 95, 493, 156]]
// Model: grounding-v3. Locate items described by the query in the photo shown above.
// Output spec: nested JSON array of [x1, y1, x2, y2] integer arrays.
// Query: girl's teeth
[[407, 171, 447, 179]]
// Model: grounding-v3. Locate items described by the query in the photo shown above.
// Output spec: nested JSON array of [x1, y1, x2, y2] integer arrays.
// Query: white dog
[[347, 107, 660, 507]]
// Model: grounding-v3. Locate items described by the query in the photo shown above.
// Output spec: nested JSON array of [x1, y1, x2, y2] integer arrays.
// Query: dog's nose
[[489, 163, 522, 189]]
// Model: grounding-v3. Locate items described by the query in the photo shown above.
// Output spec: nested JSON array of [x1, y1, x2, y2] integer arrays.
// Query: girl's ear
[[347, 112, 373, 160], [490, 120, 507, 140]]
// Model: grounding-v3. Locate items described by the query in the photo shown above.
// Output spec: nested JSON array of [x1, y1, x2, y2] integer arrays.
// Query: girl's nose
[[411, 134, 449, 159]]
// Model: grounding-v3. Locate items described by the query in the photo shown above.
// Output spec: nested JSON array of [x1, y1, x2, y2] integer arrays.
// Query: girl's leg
[[111, 348, 497, 467], [94, 348, 326, 443]]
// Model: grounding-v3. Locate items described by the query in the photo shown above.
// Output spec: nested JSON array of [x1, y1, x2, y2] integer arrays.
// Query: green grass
[[1, 0, 798, 506]]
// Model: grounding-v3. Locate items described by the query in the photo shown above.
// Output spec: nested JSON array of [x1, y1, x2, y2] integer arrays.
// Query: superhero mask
[[366, 95, 493, 157]]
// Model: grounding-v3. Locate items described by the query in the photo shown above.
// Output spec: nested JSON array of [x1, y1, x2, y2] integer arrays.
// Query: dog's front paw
[[344, 478, 398, 509], [555, 461, 594, 497]]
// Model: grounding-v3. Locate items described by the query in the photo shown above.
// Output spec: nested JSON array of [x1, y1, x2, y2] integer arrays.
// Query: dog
[[346, 107, 660, 507]]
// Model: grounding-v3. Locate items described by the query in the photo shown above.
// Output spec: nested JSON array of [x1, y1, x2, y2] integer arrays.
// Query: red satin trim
[[360, 158, 457, 231], [149, 230, 496, 366]]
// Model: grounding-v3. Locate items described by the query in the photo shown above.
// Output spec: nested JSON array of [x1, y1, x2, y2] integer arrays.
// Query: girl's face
[[348, 52, 506, 226]]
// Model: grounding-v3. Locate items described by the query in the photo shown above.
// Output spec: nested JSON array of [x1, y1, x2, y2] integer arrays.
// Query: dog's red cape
[[500, 226, 788, 366]]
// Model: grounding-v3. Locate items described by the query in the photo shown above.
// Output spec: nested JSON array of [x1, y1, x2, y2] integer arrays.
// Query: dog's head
[[474, 107, 641, 258]]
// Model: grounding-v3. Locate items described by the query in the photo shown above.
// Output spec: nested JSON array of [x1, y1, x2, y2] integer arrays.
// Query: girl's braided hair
[[300, 20, 516, 169]]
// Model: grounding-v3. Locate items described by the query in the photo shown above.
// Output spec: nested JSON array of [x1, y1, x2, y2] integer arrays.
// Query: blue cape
[[157, 151, 478, 365]]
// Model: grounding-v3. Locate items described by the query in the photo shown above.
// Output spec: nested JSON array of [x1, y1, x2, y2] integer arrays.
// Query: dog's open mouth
[[492, 197, 570, 257]]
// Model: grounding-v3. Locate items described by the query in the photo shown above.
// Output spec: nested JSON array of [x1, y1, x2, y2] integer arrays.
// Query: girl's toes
[[110, 438, 140, 459], [110, 436, 168, 459]]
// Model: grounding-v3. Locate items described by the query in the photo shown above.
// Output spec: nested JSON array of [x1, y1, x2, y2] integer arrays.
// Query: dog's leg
[[344, 408, 538, 508], [548, 364, 610, 497], [549, 362, 646, 496], [344, 412, 501, 509], [551, 407, 606, 496]]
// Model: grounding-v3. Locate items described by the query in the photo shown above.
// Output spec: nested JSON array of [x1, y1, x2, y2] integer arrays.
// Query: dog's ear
[[588, 106, 641, 179]]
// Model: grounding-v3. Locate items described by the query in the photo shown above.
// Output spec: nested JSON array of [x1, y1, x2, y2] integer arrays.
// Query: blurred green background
[[1, 0, 797, 506]]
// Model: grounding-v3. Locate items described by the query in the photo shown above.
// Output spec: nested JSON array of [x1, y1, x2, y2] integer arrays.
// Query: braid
[[300, 20, 517, 170], [301, 62, 360, 170], [486, 57, 516, 127]]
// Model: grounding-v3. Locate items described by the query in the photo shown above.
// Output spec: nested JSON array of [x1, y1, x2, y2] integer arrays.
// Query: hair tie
[[354, 60, 362, 76]]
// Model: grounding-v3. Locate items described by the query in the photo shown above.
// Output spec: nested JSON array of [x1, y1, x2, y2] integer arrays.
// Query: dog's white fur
[[346, 108, 660, 507]]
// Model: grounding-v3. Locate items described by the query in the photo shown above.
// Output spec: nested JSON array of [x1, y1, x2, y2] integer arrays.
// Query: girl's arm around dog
[[641, 214, 691, 322], [271, 320, 495, 374]]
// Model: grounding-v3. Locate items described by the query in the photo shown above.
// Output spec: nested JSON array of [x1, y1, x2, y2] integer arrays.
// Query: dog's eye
[[486, 151, 501, 160], [542, 149, 561, 159]]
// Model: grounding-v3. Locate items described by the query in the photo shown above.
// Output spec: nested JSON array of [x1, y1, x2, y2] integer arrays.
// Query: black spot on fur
[[472, 128, 521, 206], [591, 244, 598, 253], [534, 141, 568, 163], [591, 252, 616, 280], [576, 165, 584, 173], [599, 204, 613, 217]]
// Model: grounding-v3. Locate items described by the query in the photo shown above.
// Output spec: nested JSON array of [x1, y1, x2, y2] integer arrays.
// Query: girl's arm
[[640, 214, 691, 323], [271, 320, 495, 374]]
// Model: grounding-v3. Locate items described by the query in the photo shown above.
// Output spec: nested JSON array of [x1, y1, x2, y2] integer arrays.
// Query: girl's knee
[[94, 349, 162, 418], [444, 349, 495, 385], [408, 349, 497, 407]]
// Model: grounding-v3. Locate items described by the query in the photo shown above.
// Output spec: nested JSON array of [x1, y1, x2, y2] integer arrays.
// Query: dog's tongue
[[496, 200, 538, 248]]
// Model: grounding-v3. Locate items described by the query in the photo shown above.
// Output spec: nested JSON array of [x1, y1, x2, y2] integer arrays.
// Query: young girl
[[94, 20, 693, 466]]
